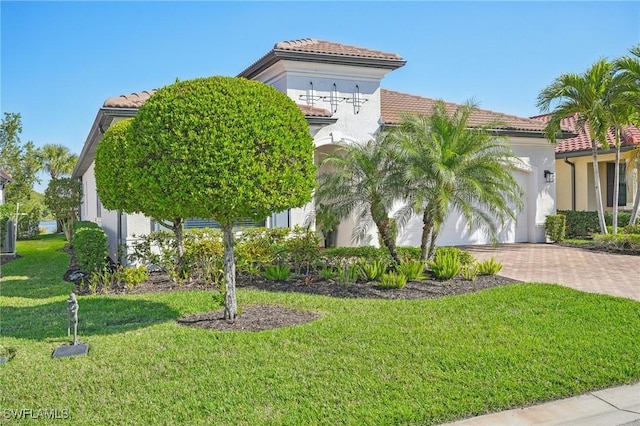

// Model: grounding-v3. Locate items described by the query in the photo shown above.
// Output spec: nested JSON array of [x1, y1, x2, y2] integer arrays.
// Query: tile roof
[[0, 168, 12, 183], [274, 38, 403, 61], [239, 39, 406, 79], [530, 113, 640, 154], [380, 89, 554, 134], [103, 90, 157, 108], [102, 90, 332, 118]]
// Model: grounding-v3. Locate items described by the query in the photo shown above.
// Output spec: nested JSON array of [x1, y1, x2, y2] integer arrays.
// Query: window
[[606, 163, 626, 207]]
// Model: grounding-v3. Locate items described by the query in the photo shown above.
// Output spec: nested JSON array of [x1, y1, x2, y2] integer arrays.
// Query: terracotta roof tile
[[103, 90, 157, 108], [101, 90, 333, 119], [274, 38, 403, 61], [0, 168, 12, 182], [381, 89, 550, 133], [530, 113, 640, 154]]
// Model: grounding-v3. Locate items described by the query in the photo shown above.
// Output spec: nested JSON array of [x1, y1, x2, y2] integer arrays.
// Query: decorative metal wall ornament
[[345, 84, 368, 114], [299, 81, 322, 106]]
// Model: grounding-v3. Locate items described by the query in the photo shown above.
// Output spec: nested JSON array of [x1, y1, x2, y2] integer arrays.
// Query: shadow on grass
[[2, 297, 179, 340]]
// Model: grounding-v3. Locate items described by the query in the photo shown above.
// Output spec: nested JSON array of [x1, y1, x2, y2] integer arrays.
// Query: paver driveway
[[462, 244, 639, 301]]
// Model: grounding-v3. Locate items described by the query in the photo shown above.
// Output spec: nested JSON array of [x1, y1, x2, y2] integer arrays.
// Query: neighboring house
[[73, 38, 565, 261], [532, 113, 640, 213], [0, 168, 12, 205]]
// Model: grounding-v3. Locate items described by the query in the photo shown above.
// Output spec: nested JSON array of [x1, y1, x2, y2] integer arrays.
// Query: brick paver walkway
[[462, 244, 639, 301]]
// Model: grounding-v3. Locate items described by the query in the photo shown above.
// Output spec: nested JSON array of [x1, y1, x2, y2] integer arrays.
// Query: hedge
[[558, 210, 633, 238], [73, 222, 108, 273]]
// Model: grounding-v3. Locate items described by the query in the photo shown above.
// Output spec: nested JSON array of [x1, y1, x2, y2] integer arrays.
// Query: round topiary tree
[[96, 118, 186, 269], [128, 76, 315, 319]]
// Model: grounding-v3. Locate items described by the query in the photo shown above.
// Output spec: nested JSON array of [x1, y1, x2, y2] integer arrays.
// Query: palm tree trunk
[[612, 133, 621, 234], [591, 143, 608, 234], [222, 222, 238, 320], [420, 210, 433, 261], [427, 227, 440, 260], [376, 217, 400, 265], [630, 187, 640, 225]]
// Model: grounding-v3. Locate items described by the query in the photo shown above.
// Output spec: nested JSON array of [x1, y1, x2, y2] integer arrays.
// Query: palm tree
[[39, 143, 78, 180], [615, 45, 640, 225], [315, 133, 403, 264], [537, 60, 616, 234], [393, 100, 524, 260]]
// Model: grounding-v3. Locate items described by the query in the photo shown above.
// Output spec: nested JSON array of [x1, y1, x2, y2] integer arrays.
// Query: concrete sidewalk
[[441, 244, 640, 425], [441, 382, 640, 426]]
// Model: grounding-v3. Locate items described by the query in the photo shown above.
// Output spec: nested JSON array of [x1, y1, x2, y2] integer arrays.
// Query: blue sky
[[2, 1, 639, 192]]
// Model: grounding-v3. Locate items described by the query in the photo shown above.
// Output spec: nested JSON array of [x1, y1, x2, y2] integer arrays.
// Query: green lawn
[[1, 235, 640, 425]]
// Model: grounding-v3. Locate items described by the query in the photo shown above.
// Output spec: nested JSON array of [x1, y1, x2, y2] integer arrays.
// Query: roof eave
[[72, 107, 137, 179], [239, 50, 406, 80]]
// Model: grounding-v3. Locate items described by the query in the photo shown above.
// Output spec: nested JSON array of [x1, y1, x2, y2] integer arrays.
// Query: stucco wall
[[555, 152, 636, 212]]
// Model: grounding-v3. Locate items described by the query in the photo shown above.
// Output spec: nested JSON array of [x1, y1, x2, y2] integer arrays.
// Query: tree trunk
[[222, 223, 237, 321], [376, 217, 400, 265], [427, 227, 440, 261], [630, 184, 640, 225], [591, 143, 608, 234], [420, 210, 433, 261], [612, 134, 621, 234], [172, 218, 185, 277]]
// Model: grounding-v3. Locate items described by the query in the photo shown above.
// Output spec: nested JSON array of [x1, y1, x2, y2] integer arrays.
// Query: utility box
[[1, 220, 15, 254]]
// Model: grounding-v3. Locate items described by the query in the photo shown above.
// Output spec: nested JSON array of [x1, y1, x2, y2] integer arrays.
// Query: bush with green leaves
[[623, 224, 640, 234], [593, 233, 640, 250], [115, 265, 149, 290], [544, 214, 566, 242], [74, 224, 108, 274], [395, 259, 426, 281], [559, 210, 634, 237], [434, 247, 476, 268], [236, 227, 289, 271], [477, 257, 503, 275], [357, 259, 388, 281], [284, 226, 320, 274], [336, 260, 360, 285], [462, 265, 478, 281], [428, 250, 462, 280], [128, 230, 177, 272], [322, 246, 391, 264], [263, 264, 292, 281], [44, 177, 82, 242], [378, 272, 407, 289], [183, 228, 224, 284], [397, 246, 422, 261]]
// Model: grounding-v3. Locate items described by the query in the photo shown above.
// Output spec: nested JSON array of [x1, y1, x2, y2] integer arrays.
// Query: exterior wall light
[[544, 170, 555, 183]]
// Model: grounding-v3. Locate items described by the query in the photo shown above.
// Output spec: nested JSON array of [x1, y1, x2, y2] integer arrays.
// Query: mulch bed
[[63, 248, 519, 331]]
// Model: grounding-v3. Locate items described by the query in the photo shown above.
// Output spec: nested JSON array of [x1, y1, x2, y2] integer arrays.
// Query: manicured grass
[[1, 236, 640, 424]]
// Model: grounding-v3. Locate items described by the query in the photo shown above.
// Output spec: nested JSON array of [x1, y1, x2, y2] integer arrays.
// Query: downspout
[[564, 157, 576, 211]]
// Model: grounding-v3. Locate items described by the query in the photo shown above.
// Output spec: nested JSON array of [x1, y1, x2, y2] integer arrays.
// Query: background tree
[[393, 101, 523, 260], [537, 60, 617, 234], [44, 177, 82, 241], [125, 76, 315, 319], [96, 119, 186, 266], [38, 143, 78, 180], [315, 134, 403, 264], [0, 112, 40, 206]]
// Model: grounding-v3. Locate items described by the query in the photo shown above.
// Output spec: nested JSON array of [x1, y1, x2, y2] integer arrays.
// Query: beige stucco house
[[532, 113, 640, 214], [73, 38, 565, 262]]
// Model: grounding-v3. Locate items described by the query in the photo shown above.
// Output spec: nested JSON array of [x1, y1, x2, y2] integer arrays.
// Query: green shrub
[[428, 250, 462, 280], [434, 247, 476, 268], [318, 266, 337, 280], [86, 268, 114, 294], [263, 264, 292, 281], [285, 226, 321, 274], [16, 205, 41, 240], [462, 265, 478, 281], [74, 226, 108, 274], [477, 258, 503, 275], [559, 210, 633, 237], [336, 261, 359, 285], [236, 227, 289, 271], [322, 246, 390, 263], [397, 246, 422, 261], [357, 259, 388, 281], [378, 272, 407, 289], [184, 228, 224, 284], [395, 260, 426, 281], [116, 265, 149, 290], [128, 230, 177, 272], [623, 224, 640, 234], [593, 233, 640, 250], [544, 214, 566, 242]]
